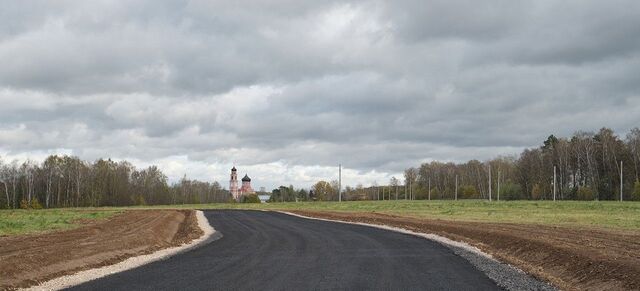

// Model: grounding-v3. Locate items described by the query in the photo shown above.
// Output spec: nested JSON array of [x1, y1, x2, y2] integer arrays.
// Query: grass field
[[148, 200, 640, 230], [2, 200, 639, 236], [0, 209, 119, 236]]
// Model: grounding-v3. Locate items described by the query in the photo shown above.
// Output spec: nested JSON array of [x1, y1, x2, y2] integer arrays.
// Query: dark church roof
[[231, 166, 236, 171], [242, 174, 251, 182]]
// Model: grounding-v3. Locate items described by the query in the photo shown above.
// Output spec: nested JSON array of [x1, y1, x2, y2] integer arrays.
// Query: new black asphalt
[[69, 210, 501, 290]]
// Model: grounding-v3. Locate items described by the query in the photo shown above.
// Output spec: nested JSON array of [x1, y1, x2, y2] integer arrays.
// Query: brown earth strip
[[289, 210, 640, 291], [0, 209, 203, 290]]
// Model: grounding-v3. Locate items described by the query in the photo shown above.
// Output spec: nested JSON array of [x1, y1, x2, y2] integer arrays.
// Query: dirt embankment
[[0, 209, 202, 290], [290, 210, 640, 291]]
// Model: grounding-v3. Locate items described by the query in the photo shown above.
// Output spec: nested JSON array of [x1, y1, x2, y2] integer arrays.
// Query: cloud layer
[[1, 0, 639, 189]]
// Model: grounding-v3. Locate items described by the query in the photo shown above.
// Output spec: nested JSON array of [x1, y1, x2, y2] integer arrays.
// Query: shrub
[[428, 188, 439, 199], [20, 198, 43, 209], [633, 181, 640, 201], [531, 184, 544, 200], [566, 186, 578, 200], [461, 185, 478, 199], [241, 194, 261, 203], [576, 186, 595, 200], [500, 182, 523, 200], [30, 198, 43, 209], [135, 195, 146, 206]]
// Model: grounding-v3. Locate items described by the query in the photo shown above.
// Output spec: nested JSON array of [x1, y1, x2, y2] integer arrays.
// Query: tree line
[[269, 185, 310, 202], [4, 127, 640, 207], [0, 155, 231, 209], [403, 127, 640, 201], [309, 128, 640, 201]]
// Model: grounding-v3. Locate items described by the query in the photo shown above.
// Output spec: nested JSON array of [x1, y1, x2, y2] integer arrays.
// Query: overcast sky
[[1, 1, 639, 189]]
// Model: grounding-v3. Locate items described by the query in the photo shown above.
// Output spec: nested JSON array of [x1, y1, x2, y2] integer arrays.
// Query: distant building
[[229, 167, 239, 199], [240, 174, 255, 195], [229, 167, 256, 201]]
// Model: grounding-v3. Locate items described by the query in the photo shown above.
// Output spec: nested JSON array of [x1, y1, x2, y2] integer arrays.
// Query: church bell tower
[[229, 166, 239, 200]]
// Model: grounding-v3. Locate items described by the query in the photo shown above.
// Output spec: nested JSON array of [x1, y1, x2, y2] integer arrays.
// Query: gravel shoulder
[[289, 210, 640, 291], [0, 209, 204, 290]]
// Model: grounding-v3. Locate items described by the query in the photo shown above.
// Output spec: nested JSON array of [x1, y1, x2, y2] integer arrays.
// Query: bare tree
[[0, 158, 10, 208], [4, 160, 20, 208], [404, 168, 417, 200], [627, 128, 640, 182], [390, 177, 399, 200]]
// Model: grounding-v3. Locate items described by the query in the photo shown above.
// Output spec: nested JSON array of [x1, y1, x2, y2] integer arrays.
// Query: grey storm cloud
[[1, 0, 640, 188]]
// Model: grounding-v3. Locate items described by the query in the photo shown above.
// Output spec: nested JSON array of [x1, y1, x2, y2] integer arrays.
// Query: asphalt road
[[69, 210, 501, 290]]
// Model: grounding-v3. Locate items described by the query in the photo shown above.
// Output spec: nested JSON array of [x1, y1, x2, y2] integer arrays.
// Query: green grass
[[132, 200, 640, 230], [3, 200, 638, 236], [0, 209, 119, 236]]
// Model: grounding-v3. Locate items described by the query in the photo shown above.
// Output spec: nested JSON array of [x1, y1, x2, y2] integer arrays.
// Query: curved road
[[70, 210, 500, 290]]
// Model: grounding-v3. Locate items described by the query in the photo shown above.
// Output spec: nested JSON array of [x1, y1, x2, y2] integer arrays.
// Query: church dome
[[231, 166, 237, 171], [242, 174, 251, 182]]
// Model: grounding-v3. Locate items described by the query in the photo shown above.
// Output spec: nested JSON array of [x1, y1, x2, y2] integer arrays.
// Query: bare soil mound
[[0, 209, 202, 290], [290, 210, 640, 291]]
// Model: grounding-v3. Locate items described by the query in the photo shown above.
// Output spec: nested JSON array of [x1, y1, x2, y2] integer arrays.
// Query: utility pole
[[497, 170, 501, 202], [620, 161, 623, 202], [411, 179, 414, 200], [338, 164, 342, 202], [553, 166, 557, 202], [488, 165, 492, 202], [395, 184, 398, 200], [455, 175, 458, 201]]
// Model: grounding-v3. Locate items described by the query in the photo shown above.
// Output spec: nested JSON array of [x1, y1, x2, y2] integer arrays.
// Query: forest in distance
[[2, 127, 640, 209], [0, 157, 230, 209], [308, 127, 640, 202]]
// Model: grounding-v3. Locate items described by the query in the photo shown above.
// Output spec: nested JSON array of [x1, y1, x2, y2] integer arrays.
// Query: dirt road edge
[[24, 210, 220, 291], [279, 211, 556, 291]]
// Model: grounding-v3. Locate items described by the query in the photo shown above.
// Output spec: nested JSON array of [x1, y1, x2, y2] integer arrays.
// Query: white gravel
[[280, 211, 556, 291], [23, 210, 219, 291]]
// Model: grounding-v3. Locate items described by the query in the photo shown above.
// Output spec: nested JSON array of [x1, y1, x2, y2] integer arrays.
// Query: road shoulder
[[0, 209, 216, 290], [281, 210, 640, 291], [25, 210, 218, 290]]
